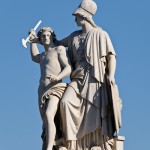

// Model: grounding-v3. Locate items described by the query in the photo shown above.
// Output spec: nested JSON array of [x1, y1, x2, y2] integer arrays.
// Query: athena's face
[[75, 15, 85, 26], [40, 31, 52, 45]]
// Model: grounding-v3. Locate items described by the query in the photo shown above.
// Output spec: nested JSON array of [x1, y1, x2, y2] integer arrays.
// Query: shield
[[110, 83, 122, 134]]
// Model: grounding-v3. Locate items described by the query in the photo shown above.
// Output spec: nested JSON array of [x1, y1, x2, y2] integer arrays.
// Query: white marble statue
[[25, 0, 123, 150], [28, 27, 72, 150], [56, 0, 122, 150]]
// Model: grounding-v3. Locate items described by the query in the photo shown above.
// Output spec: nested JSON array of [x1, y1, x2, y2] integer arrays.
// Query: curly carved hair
[[37, 27, 56, 44]]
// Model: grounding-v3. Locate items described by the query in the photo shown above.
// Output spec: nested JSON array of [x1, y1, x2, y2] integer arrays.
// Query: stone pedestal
[[113, 136, 125, 150]]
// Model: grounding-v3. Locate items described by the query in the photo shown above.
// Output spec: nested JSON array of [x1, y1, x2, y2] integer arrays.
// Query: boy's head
[[37, 27, 56, 45]]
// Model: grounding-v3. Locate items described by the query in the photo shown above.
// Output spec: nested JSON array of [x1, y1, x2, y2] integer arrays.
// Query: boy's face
[[40, 31, 52, 45]]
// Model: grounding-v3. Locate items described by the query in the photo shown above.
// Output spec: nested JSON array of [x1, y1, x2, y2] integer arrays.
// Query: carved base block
[[56, 136, 125, 150], [113, 136, 125, 150]]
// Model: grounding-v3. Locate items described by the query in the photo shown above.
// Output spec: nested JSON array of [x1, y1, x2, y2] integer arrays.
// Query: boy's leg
[[45, 95, 60, 150]]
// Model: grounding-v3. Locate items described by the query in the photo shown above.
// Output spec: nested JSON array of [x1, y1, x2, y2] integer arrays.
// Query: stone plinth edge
[[113, 136, 125, 150]]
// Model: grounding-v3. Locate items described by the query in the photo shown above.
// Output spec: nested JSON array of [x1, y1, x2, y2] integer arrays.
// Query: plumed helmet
[[72, 0, 97, 18]]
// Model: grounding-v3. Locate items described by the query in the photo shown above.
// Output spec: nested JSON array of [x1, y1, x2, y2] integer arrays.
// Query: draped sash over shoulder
[[85, 28, 116, 82]]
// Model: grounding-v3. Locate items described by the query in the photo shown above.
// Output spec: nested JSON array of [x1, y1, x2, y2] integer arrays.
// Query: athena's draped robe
[[60, 28, 122, 150]]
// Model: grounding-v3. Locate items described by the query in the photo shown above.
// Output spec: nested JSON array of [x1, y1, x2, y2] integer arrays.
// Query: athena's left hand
[[107, 75, 115, 85]]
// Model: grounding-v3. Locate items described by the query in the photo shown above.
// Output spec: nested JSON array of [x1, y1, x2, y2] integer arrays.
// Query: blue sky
[[0, 0, 150, 150]]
